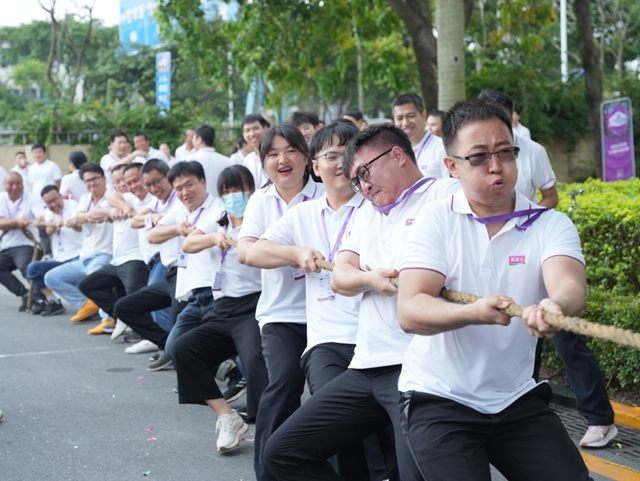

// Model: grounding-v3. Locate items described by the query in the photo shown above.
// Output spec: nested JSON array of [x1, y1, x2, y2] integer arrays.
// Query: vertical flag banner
[[156, 52, 171, 112], [601, 98, 635, 182]]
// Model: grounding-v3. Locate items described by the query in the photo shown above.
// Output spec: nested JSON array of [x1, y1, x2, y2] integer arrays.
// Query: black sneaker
[[41, 299, 66, 317], [18, 294, 29, 312], [124, 333, 142, 344], [148, 351, 173, 372], [31, 299, 46, 315], [223, 378, 247, 403]]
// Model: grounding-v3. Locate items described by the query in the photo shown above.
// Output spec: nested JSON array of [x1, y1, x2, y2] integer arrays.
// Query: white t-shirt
[[339, 177, 461, 369], [77, 192, 113, 259], [514, 134, 556, 203], [198, 215, 262, 299], [59, 170, 88, 201], [175, 144, 195, 162], [29, 160, 62, 198], [160, 194, 219, 301], [110, 193, 150, 266], [414, 131, 449, 179], [263, 193, 365, 354], [0, 191, 42, 250], [122, 192, 159, 264], [100, 152, 121, 185], [513, 123, 531, 140], [149, 191, 180, 267], [239, 178, 324, 327], [188, 147, 233, 198], [398, 190, 584, 414], [229, 151, 246, 165], [11, 165, 29, 183], [0, 166, 6, 193], [133, 147, 170, 165], [43, 200, 83, 262], [242, 152, 269, 189]]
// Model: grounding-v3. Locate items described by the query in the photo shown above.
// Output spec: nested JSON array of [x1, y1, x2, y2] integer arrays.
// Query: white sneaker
[[216, 412, 248, 452], [579, 424, 618, 448], [110, 319, 129, 340], [124, 340, 159, 354]]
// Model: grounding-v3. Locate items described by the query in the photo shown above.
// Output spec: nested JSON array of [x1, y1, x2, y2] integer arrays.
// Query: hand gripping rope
[[225, 238, 640, 351]]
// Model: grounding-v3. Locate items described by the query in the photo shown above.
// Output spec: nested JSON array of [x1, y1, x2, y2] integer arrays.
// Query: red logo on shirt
[[405, 218, 415, 225], [509, 255, 526, 265]]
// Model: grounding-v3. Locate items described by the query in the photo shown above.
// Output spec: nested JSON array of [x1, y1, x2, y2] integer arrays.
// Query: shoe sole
[[225, 387, 247, 403], [580, 426, 619, 448], [217, 422, 249, 452], [148, 360, 173, 372], [42, 308, 66, 317]]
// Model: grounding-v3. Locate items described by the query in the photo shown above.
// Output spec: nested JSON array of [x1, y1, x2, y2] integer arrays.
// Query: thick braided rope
[[224, 240, 640, 350], [0, 226, 43, 311]]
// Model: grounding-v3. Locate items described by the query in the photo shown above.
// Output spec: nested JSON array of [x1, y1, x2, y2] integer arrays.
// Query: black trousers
[[301, 343, 394, 481], [114, 267, 185, 349], [78, 260, 149, 318], [254, 322, 307, 481], [172, 292, 268, 420], [400, 383, 591, 481], [263, 365, 422, 481], [0, 245, 38, 297]]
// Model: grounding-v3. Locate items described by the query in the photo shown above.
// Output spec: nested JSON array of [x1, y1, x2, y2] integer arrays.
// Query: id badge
[[144, 214, 153, 231], [212, 271, 226, 291], [318, 273, 335, 302], [57, 241, 64, 253], [177, 250, 188, 269], [291, 266, 305, 281]]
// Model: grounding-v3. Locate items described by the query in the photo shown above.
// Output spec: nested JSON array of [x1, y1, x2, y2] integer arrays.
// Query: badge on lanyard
[[291, 267, 305, 281], [317, 272, 335, 302], [177, 250, 188, 268], [212, 271, 226, 291], [144, 213, 153, 231]]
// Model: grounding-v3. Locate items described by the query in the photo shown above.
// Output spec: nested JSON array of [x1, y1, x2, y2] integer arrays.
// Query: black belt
[[192, 287, 211, 295]]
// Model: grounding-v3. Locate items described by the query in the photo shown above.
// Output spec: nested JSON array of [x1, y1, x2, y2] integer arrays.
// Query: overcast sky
[[1, 0, 120, 28]]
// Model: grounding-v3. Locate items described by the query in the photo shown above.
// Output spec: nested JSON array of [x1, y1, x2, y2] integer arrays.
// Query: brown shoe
[[70, 300, 100, 323]]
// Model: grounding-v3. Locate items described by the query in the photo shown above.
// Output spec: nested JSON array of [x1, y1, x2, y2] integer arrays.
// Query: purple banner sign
[[601, 98, 635, 182]]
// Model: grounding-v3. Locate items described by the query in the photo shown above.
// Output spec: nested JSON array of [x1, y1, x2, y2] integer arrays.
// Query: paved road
[[0, 287, 636, 480]]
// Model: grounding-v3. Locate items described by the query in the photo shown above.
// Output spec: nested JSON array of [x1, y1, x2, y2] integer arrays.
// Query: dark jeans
[[27, 257, 78, 291], [263, 365, 421, 481], [0, 245, 39, 297], [164, 289, 214, 362], [254, 322, 307, 481], [78, 261, 149, 318], [400, 384, 591, 481], [172, 292, 268, 420]]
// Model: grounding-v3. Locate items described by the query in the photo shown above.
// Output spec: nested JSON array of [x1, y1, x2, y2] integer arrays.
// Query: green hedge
[[541, 179, 640, 388]]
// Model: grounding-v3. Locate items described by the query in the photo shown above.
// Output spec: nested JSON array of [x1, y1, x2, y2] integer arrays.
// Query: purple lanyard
[[220, 223, 230, 265], [469, 207, 547, 231], [86, 194, 104, 213], [55, 213, 62, 236], [322, 206, 356, 263], [191, 206, 205, 227], [4, 194, 24, 219], [155, 191, 176, 213], [275, 185, 317, 218], [372, 177, 433, 213], [416, 132, 433, 160]]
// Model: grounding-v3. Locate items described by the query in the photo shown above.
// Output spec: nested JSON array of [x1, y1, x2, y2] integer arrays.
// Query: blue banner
[[156, 51, 171, 111], [119, 0, 160, 51]]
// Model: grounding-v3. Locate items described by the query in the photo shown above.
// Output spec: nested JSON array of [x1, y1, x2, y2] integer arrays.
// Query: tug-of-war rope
[[0, 227, 44, 312], [224, 239, 640, 351]]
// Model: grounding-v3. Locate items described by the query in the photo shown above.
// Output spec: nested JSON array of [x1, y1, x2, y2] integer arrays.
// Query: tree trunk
[[387, 0, 438, 111], [574, 0, 603, 178], [436, 0, 466, 110]]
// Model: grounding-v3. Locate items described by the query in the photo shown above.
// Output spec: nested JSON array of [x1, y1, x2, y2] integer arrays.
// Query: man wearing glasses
[[263, 123, 459, 481], [44, 164, 113, 323]]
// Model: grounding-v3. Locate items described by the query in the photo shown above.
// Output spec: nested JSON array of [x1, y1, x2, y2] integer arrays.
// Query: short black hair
[[31, 142, 46, 153], [309, 122, 359, 160], [168, 161, 206, 185], [392, 93, 425, 113], [14, 151, 26, 158], [123, 163, 142, 174], [343, 108, 364, 121], [112, 164, 128, 175], [69, 151, 87, 170], [241, 114, 270, 129], [41, 185, 59, 197], [141, 159, 170, 177], [429, 110, 446, 119], [259, 125, 311, 187], [342, 123, 416, 177], [477, 89, 515, 116], [110, 130, 128, 143], [80, 163, 104, 179], [195, 124, 215, 147], [291, 111, 320, 128], [513, 105, 523, 115], [134, 132, 149, 141], [442, 98, 513, 154]]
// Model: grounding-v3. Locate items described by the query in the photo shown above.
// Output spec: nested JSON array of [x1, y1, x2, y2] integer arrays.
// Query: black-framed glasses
[[83, 176, 103, 184], [143, 176, 165, 190], [349, 148, 392, 193], [451, 146, 520, 167], [314, 151, 343, 164]]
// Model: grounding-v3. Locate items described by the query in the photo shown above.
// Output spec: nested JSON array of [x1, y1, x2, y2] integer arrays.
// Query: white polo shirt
[[0, 191, 42, 250], [242, 152, 269, 189], [513, 123, 531, 140], [29, 160, 62, 198], [414, 131, 449, 179], [198, 215, 261, 299], [77, 192, 113, 259], [160, 194, 220, 301], [121, 192, 159, 264], [60, 170, 88, 201], [339, 177, 460, 369], [175, 144, 195, 162], [133, 147, 169, 165], [44, 199, 83, 262], [514, 134, 556, 203], [262, 193, 366, 354], [110, 193, 151, 266], [149, 191, 180, 267], [398, 190, 584, 414], [100, 152, 121, 185], [188, 147, 233, 198], [239, 178, 324, 327]]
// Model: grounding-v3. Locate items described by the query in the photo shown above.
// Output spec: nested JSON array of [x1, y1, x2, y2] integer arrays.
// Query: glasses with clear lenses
[[143, 176, 165, 190], [451, 146, 520, 167], [314, 151, 343, 164]]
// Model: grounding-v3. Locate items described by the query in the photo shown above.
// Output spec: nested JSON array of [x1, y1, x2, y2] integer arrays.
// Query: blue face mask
[[221, 192, 250, 217]]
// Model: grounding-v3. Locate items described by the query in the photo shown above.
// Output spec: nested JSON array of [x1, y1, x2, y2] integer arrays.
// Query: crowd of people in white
[[0, 90, 618, 480]]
